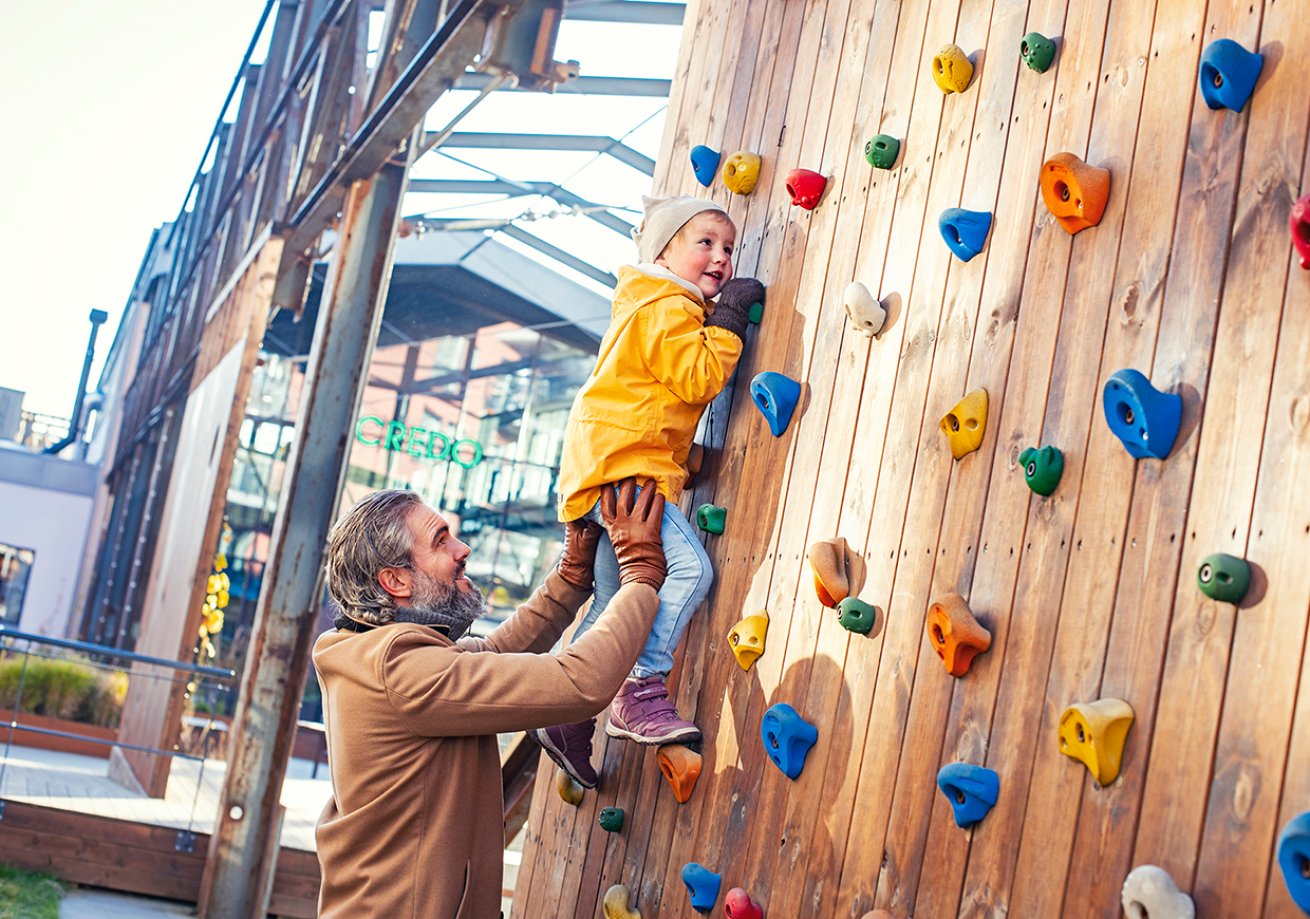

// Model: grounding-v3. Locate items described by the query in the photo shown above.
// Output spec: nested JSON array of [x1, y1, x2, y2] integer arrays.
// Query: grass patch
[[0, 863, 63, 919]]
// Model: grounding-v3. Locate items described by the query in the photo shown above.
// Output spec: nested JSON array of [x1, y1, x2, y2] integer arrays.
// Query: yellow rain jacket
[[557, 265, 744, 521]]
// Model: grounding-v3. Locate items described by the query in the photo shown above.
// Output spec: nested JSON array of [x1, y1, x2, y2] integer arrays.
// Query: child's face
[[656, 212, 736, 300]]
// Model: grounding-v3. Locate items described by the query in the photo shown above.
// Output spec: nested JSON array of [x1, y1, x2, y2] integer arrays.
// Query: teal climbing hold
[[1019, 445, 1064, 496], [697, 504, 727, 535]]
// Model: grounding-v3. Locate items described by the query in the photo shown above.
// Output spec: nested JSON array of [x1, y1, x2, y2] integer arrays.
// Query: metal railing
[[0, 625, 236, 851]]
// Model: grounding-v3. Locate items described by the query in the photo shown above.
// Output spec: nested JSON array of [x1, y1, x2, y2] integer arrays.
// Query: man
[[313, 478, 666, 918]]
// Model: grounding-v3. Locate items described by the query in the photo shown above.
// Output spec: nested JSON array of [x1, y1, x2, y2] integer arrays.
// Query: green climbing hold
[[864, 134, 901, 170], [748, 301, 765, 325], [1197, 553, 1251, 603], [837, 597, 880, 636], [1019, 445, 1064, 496], [697, 504, 727, 535], [598, 807, 625, 832], [1020, 32, 1057, 73]]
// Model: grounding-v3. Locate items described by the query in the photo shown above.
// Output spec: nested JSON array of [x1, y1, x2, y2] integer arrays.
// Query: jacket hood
[[616, 264, 708, 313]]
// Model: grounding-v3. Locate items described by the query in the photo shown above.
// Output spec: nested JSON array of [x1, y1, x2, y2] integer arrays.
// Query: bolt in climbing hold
[[658, 744, 703, 803], [785, 168, 827, 210], [837, 597, 881, 637], [598, 807, 625, 832], [1197, 553, 1251, 603], [1277, 811, 1310, 912], [939, 208, 993, 261], [1121, 865, 1195, 919], [844, 281, 886, 335], [697, 503, 727, 535], [1019, 445, 1064, 496], [727, 611, 769, 671], [1020, 32, 1058, 72], [722, 150, 762, 195], [690, 145, 721, 187], [940, 388, 988, 459], [750, 371, 802, 437], [761, 702, 818, 780], [1040, 152, 1111, 235], [1058, 698, 1135, 786], [1102, 369, 1182, 460], [937, 762, 999, 827], [865, 134, 901, 170], [681, 862, 722, 913], [1199, 38, 1263, 112], [926, 593, 991, 677], [932, 43, 974, 93]]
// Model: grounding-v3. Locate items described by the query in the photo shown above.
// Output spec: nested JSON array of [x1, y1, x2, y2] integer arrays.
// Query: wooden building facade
[[515, 0, 1310, 916]]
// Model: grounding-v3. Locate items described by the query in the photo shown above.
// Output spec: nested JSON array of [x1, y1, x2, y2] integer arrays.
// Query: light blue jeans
[[570, 487, 714, 678]]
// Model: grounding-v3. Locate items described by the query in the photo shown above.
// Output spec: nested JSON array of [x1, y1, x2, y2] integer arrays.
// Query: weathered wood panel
[[517, 0, 1310, 915]]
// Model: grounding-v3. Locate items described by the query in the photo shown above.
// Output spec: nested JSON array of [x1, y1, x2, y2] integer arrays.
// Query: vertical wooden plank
[[1133, 0, 1310, 905], [1064, 0, 1269, 910]]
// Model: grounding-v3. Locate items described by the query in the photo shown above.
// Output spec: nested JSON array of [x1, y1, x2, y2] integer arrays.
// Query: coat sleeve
[[640, 298, 743, 405], [455, 569, 589, 656], [380, 583, 660, 737]]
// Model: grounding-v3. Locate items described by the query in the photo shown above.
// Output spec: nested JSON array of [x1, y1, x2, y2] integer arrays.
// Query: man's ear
[[377, 566, 413, 600]]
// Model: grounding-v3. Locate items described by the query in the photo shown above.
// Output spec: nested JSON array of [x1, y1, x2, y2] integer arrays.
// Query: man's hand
[[600, 478, 666, 591], [705, 277, 766, 341], [558, 517, 603, 590]]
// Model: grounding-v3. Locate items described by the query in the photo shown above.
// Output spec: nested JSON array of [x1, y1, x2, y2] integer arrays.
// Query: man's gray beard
[[408, 569, 488, 634]]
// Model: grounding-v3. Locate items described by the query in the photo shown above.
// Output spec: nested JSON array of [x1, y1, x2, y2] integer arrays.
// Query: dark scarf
[[333, 606, 471, 640]]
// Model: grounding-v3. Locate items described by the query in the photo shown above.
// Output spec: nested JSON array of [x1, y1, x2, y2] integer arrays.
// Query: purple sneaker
[[605, 676, 702, 745], [530, 718, 598, 788]]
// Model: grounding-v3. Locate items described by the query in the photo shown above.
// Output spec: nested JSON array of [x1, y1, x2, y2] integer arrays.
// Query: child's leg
[[605, 500, 711, 745], [631, 501, 713, 677]]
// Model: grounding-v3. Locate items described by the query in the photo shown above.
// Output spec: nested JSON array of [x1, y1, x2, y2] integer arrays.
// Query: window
[[0, 543, 35, 624]]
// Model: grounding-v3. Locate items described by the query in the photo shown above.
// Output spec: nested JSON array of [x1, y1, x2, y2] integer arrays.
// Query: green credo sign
[[354, 416, 484, 469]]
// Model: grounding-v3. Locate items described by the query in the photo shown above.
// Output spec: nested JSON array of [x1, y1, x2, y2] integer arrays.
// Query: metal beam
[[405, 178, 635, 236], [497, 224, 617, 287], [286, 0, 495, 249], [564, 1, 684, 25], [453, 71, 671, 96], [437, 130, 655, 175]]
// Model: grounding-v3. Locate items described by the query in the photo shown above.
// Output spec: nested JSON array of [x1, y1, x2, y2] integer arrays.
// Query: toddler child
[[531, 195, 764, 788]]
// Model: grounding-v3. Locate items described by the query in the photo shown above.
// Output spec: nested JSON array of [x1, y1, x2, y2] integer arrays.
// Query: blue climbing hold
[[1277, 811, 1310, 912], [1199, 39, 1263, 112], [939, 208, 993, 262], [1102, 369, 1182, 460], [750, 371, 801, 437], [761, 703, 818, 780], [681, 862, 722, 912], [937, 762, 999, 828], [690, 145, 721, 187]]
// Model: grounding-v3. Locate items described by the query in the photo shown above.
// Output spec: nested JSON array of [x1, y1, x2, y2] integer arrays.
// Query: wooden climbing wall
[[514, 0, 1310, 915]]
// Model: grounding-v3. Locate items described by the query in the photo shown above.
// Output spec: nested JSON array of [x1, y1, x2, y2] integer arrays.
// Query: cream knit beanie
[[631, 195, 730, 265]]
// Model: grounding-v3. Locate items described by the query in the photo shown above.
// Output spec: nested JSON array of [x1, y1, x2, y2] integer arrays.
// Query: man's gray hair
[[325, 489, 424, 624]]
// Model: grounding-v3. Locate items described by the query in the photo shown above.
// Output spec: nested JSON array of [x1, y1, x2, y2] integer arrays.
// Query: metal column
[[197, 143, 415, 918]]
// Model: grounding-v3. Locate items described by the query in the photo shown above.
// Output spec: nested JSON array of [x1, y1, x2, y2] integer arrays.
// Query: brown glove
[[557, 517, 603, 590], [600, 478, 666, 591]]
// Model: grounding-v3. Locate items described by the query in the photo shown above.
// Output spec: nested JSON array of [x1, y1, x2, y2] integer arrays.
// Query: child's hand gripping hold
[[705, 277, 766, 340]]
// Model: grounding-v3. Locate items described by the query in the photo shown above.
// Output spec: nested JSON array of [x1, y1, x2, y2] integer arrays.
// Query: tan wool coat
[[312, 570, 659, 918]]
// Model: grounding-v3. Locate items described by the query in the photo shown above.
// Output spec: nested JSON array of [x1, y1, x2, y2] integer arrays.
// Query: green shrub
[[0, 655, 126, 729], [0, 863, 62, 919]]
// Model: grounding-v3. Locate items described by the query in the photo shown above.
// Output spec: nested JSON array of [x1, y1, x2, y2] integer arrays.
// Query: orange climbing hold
[[658, 744, 703, 804], [1040, 152, 1111, 235], [807, 536, 867, 608], [926, 593, 992, 677]]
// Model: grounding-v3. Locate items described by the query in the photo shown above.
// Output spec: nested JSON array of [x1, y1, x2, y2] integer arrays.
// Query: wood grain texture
[[515, 0, 1310, 915]]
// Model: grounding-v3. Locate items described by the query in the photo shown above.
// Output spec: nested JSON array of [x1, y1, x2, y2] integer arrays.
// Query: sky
[[0, 2, 681, 420], [0, 1, 270, 418]]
